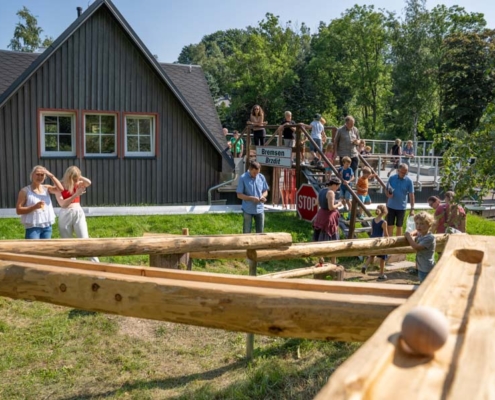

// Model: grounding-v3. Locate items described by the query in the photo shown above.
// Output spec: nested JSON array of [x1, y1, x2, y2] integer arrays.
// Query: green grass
[[0, 211, 494, 399]]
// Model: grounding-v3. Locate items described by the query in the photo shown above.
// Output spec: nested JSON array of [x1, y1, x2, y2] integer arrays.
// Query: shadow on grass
[[68, 309, 97, 319], [59, 359, 247, 400]]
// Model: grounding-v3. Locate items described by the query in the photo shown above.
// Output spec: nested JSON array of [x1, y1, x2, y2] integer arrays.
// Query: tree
[[8, 6, 53, 52], [439, 29, 495, 133]]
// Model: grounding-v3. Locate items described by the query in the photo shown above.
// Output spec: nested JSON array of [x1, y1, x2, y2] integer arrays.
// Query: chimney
[[77, 7, 83, 17]]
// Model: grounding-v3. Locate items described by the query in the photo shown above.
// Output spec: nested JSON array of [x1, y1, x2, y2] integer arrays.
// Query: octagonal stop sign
[[296, 184, 319, 222]]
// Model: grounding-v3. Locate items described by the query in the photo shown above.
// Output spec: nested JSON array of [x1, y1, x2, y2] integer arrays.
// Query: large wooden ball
[[400, 306, 449, 356]]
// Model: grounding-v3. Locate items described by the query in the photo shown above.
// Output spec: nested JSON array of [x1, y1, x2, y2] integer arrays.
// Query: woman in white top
[[16, 165, 64, 239], [55, 166, 99, 262]]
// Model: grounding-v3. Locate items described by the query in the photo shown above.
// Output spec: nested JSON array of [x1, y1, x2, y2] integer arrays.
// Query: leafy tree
[[8, 6, 53, 52], [436, 106, 495, 202], [439, 29, 495, 133]]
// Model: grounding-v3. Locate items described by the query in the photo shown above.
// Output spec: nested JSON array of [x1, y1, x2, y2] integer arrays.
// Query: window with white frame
[[124, 115, 155, 156], [40, 112, 76, 156], [84, 113, 117, 156]]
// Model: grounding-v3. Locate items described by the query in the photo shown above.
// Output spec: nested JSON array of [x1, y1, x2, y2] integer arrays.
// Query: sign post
[[296, 184, 319, 222]]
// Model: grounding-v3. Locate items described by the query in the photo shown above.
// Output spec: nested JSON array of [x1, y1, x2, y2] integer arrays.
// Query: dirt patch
[[344, 268, 419, 285]]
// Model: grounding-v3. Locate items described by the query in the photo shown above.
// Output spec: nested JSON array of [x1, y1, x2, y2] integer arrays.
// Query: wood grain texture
[[0, 258, 408, 342], [315, 234, 495, 399], [248, 235, 448, 261], [0, 233, 292, 257]]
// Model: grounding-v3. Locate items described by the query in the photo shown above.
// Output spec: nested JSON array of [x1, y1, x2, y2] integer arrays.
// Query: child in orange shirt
[[356, 166, 376, 218]]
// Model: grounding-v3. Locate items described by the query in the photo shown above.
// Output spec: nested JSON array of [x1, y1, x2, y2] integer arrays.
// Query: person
[[55, 166, 99, 262], [387, 139, 403, 177], [338, 156, 355, 212], [279, 111, 297, 148], [404, 211, 436, 283], [313, 176, 343, 264], [247, 105, 267, 146], [428, 196, 447, 234], [443, 191, 467, 233], [236, 161, 269, 233], [309, 113, 324, 166], [357, 139, 367, 155], [385, 163, 415, 237], [323, 142, 336, 181], [361, 145, 372, 157], [361, 204, 389, 280], [230, 130, 244, 158], [356, 166, 376, 218], [402, 140, 415, 167], [15, 165, 64, 239], [334, 115, 360, 178]]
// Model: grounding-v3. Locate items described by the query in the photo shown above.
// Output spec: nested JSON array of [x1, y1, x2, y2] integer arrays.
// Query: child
[[338, 156, 354, 212], [356, 166, 376, 218], [230, 130, 244, 158], [361, 205, 389, 280], [404, 212, 436, 283], [323, 142, 336, 181]]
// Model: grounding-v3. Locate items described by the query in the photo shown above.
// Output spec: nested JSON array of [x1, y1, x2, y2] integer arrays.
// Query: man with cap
[[309, 113, 325, 166]]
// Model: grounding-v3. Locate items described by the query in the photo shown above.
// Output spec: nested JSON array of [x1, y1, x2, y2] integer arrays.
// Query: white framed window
[[124, 114, 156, 157], [84, 113, 117, 156], [40, 111, 76, 157]]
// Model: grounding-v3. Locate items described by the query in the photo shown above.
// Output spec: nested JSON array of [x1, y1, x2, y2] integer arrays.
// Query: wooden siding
[[0, 7, 221, 208]]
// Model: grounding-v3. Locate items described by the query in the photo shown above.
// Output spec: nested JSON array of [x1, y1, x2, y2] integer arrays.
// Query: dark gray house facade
[[0, 0, 233, 208]]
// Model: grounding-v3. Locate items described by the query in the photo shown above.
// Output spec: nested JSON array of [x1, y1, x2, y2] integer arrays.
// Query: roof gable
[[0, 0, 232, 168]]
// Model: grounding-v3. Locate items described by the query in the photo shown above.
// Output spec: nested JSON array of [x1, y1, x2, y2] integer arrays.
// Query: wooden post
[[314, 263, 345, 281], [246, 258, 257, 360], [149, 228, 191, 269], [347, 199, 358, 239]]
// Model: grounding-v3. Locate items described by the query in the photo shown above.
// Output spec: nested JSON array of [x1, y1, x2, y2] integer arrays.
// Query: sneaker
[[310, 159, 317, 166], [361, 266, 367, 274], [377, 275, 387, 281], [357, 214, 364, 220]]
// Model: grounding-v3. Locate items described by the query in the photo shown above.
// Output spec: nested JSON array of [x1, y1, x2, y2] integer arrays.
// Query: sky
[[1, 0, 494, 63]]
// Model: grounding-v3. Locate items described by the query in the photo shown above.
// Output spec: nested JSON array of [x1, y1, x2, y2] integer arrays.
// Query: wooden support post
[[246, 258, 257, 360], [348, 199, 358, 239], [148, 229, 191, 269], [314, 263, 345, 281]]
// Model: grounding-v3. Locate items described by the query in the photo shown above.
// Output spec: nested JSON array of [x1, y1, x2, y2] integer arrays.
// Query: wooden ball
[[400, 306, 449, 356]]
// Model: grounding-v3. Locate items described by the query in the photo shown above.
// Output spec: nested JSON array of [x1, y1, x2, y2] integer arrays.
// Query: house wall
[[0, 7, 221, 208]]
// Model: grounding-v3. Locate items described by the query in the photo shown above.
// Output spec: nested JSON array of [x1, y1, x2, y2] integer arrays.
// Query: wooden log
[[314, 264, 345, 281], [0, 253, 415, 298], [0, 233, 292, 258], [0, 258, 408, 342], [261, 264, 344, 280], [315, 234, 495, 399], [248, 235, 449, 261]]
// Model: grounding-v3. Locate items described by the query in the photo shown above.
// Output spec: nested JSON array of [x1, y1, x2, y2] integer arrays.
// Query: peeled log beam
[[0, 233, 292, 258], [261, 264, 343, 279], [248, 235, 448, 261], [190, 250, 247, 260], [0, 253, 415, 298], [1, 259, 406, 342], [316, 234, 495, 399]]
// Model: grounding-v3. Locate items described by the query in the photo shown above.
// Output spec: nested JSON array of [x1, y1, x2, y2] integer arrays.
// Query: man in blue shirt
[[236, 161, 269, 233], [386, 163, 415, 236]]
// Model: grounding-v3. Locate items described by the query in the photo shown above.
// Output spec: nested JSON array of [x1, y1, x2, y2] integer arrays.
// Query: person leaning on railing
[[247, 105, 267, 146]]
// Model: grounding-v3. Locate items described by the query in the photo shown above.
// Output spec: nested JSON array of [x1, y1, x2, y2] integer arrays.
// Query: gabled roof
[[0, 50, 38, 95], [0, 0, 233, 169]]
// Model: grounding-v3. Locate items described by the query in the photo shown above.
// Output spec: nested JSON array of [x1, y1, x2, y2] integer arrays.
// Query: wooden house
[[0, 0, 234, 208]]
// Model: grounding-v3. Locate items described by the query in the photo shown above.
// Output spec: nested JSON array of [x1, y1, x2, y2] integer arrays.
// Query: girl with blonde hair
[[56, 166, 99, 262]]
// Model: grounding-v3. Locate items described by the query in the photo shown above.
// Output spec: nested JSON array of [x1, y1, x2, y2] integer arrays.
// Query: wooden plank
[[0, 253, 415, 299], [249, 235, 448, 261], [0, 233, 292, 258], [1, 259, 407, 342], [315, 234, 495, 399], [261, 264, 343, 279]]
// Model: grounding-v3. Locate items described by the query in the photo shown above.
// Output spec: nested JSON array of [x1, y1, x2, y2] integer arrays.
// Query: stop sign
[[296, 184, 319, 222]]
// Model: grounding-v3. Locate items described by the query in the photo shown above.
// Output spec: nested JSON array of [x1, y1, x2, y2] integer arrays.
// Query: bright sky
[[0, 0, 494, 63]]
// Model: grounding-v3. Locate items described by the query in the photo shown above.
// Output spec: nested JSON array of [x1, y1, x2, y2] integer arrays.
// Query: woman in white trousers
[[56, 166, 99, 262]]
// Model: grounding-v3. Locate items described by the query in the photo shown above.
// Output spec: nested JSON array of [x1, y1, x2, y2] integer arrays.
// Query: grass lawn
[[0, 211, 493, 399]]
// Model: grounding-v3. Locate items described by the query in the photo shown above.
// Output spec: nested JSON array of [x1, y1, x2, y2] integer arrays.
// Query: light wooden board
[[315, 234, 495, 399]]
